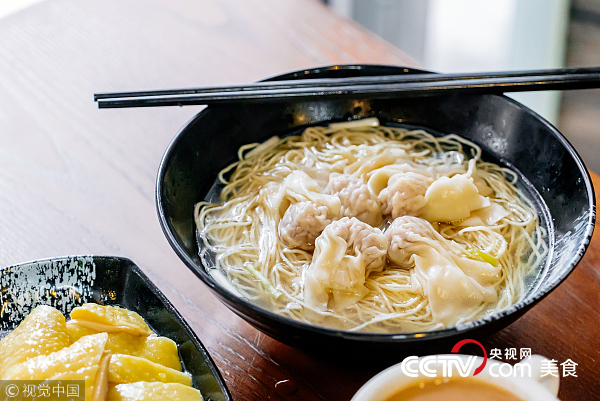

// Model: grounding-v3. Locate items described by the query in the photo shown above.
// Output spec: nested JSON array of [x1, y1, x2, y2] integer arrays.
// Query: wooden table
[[0, 0, 597, 400]]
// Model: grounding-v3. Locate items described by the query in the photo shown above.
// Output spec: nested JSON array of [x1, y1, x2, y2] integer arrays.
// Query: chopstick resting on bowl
[[94, 66, 600, 108]]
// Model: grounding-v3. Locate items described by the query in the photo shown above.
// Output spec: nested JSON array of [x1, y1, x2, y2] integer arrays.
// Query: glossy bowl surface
[[156, 65, 595, 353], [0, 255, 232, 401]]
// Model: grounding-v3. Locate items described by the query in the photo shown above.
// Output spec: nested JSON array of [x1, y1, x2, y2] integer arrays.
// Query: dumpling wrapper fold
[[264, 170, 341, 218], [386, 216, 501, 326], [458, 203, 511, 227], [304, 217, 387, 311], [419, 174, 490, 222]]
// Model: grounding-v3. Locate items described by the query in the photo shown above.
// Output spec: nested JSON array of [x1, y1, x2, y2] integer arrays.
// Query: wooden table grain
[[0, 1, 597, 400]]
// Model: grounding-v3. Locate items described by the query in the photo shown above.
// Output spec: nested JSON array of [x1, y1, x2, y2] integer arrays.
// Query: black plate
[[0, 255, 232, 401], [156, 64, 595, 354]]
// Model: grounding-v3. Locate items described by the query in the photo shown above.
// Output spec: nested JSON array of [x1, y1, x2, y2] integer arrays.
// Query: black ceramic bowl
[[0, 256, 232, 401], [156, 65, 595, 354]]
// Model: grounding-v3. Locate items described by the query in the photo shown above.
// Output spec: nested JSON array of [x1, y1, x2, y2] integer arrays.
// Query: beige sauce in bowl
[[384, 377, 525, 401]]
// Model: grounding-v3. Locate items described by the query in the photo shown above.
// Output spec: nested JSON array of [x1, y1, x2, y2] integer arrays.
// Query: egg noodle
[[194, 119, 547, 333]]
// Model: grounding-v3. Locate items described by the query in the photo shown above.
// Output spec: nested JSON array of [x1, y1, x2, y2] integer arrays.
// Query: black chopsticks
[[94, 67, 600, 109]]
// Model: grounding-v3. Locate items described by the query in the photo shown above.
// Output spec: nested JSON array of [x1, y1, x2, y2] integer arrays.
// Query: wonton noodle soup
[[194, 118, 547, 333]]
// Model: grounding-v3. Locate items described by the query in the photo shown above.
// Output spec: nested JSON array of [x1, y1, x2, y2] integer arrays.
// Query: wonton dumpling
[[378, 172, 433, 218], [345, 148, 408, 178], [304, 217, 387, 311], [419, 162, 490, 222], [325, 173, 382, 227], [367, 163, 432, 196], [386, 216, 500, 326], [265, 170, 341, 219], [278, 201, 335, 250]]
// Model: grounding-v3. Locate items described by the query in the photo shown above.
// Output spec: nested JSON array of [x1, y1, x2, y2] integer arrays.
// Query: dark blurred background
[[560, 0, 600, 174]]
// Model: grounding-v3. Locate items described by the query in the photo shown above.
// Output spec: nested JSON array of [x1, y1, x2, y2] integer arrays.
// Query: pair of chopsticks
[[94, 67, 600, 109]]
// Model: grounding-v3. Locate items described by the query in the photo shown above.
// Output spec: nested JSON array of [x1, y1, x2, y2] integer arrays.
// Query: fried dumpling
[[0, 305, 70, 377], [67, 322, 181, 371], [69, 304, 154, 336], [3, 332, 110, 401], [304, 217, 387, 311], [107, 382, 203, 401]]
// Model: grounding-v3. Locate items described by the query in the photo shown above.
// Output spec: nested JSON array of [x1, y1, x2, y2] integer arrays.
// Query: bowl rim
[[156, 64, 596, 343]]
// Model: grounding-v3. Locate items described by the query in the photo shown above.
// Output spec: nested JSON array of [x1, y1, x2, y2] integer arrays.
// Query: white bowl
[[351, 354, 560, 401]]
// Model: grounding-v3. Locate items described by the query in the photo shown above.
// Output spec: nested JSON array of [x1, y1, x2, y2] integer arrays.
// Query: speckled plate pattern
[[0, 255, 232, 401]]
